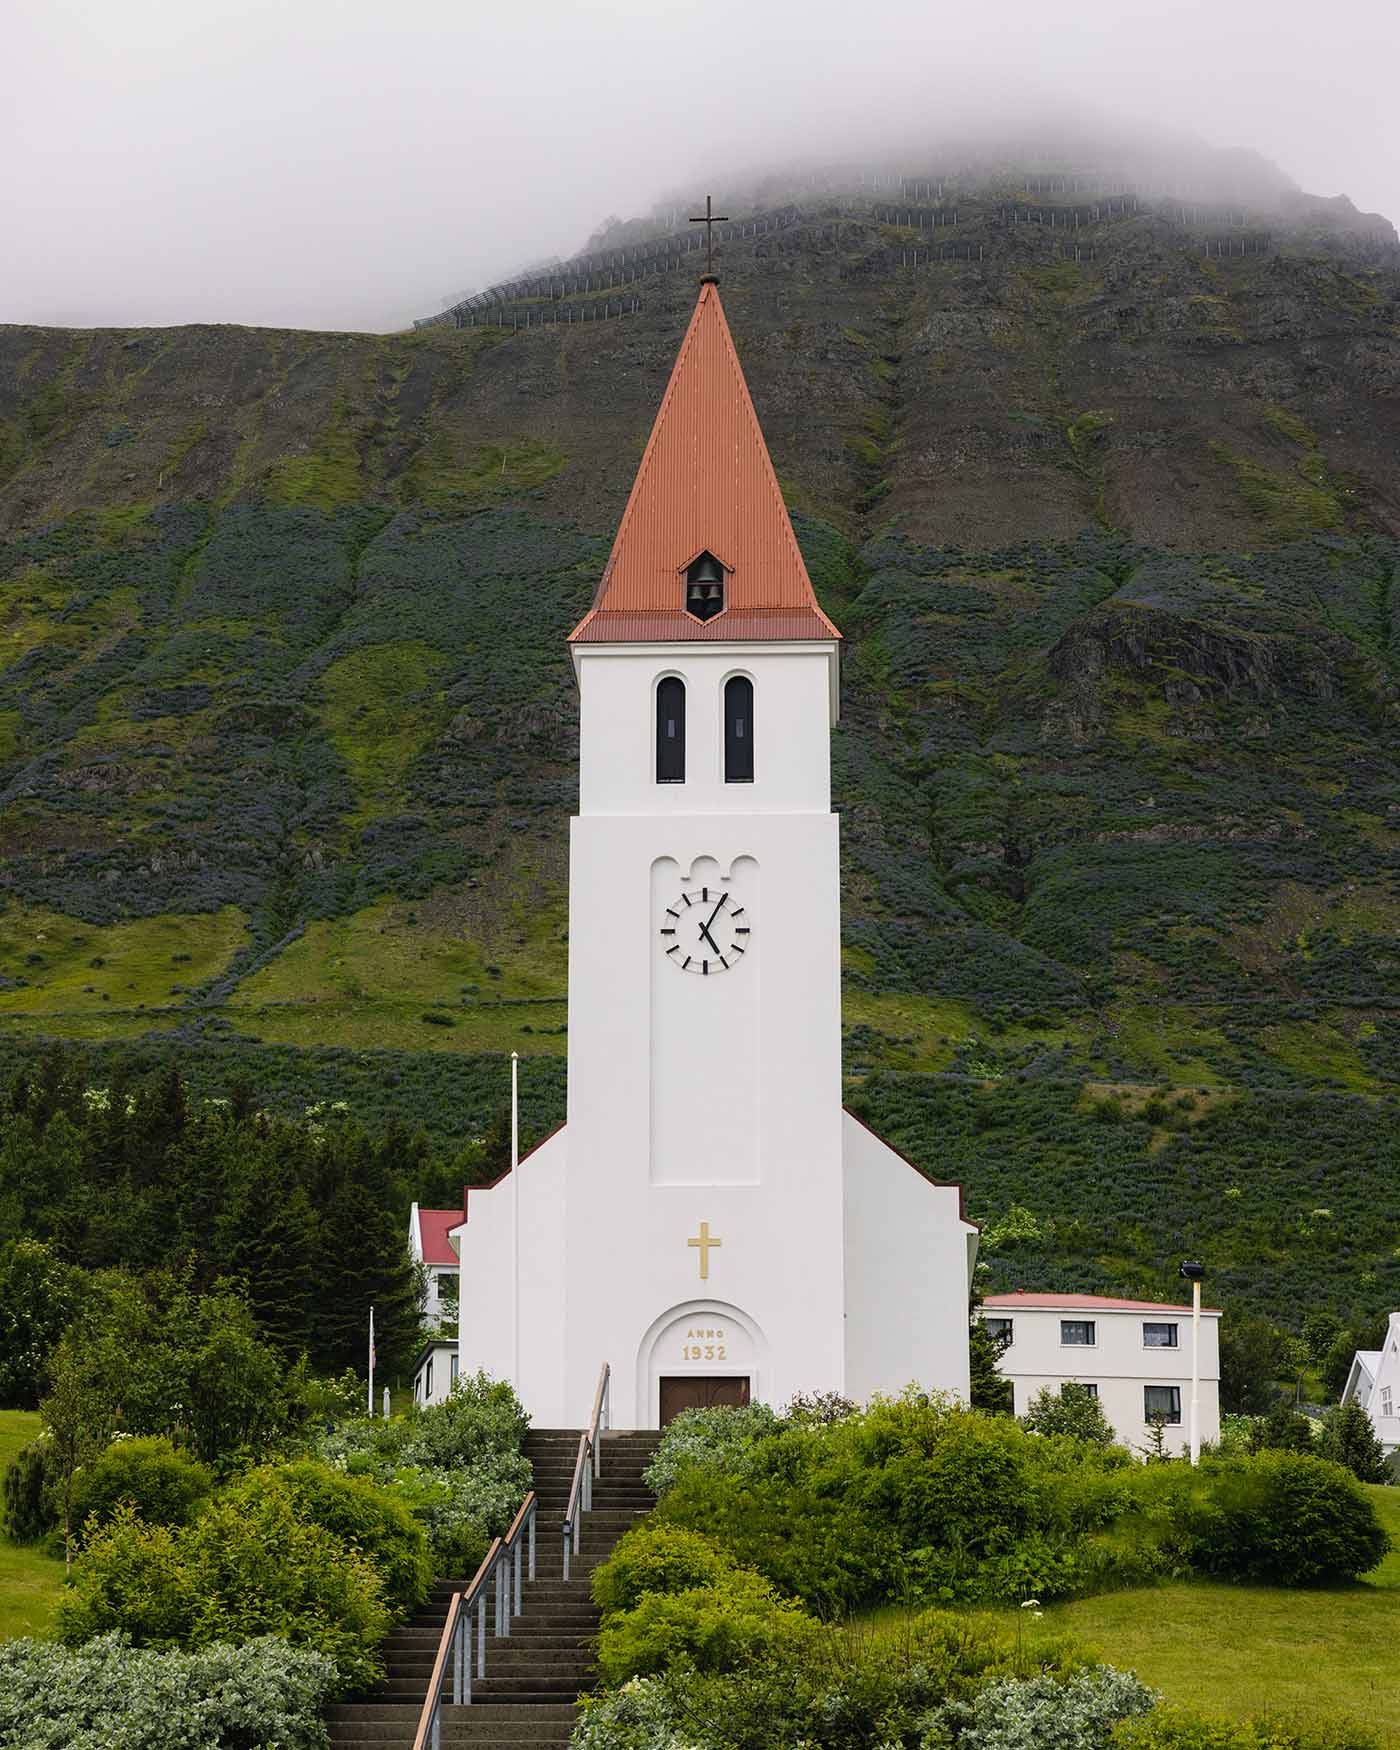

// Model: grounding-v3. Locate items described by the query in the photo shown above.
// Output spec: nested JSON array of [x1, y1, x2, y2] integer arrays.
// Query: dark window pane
[[724, 676, 754, 782], [656, 677, 685, 783], [1144, 1385, 1182, 1424], [1060, 1320, 1096, 1346], [983, 1318, 1013, 1347], [1143, 1322, 1178, 1348]]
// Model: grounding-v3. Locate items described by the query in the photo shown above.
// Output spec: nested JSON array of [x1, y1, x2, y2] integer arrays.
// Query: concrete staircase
[[327, 1428, 659, 1749]]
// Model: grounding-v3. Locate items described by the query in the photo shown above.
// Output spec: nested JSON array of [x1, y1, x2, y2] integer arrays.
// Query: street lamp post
[[1179, 1261, 1205, 1465]]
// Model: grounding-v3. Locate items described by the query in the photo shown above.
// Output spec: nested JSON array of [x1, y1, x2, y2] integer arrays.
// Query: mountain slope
[[1, 171, 1398, 1320]]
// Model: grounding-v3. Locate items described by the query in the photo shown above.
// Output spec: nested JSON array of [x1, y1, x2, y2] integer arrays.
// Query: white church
[[433, 277, 977, 1429]]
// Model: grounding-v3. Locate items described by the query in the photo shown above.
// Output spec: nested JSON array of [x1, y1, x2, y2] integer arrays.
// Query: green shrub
[[1248, 1406, 1319, 1456], [1170, 1452, 1390, 1584], [0, 1631, 338, 1750], [243, 1460, 431, 1616], [2, 1435, 58, 1544], [71, 1438, 213, 1541], [593, 1566, 818, 1686], [592, 1522, 738, 1617], [641, 1401, 782, 1499], [1320, 1403, 1391, 1484], [1113, 1708, 1382, 1750], [58, 1483, 390, 1695], [935, 1665, 1157, 1750], [313, 1373, 531, 1575], [1022, 1383, 1119, 1446]]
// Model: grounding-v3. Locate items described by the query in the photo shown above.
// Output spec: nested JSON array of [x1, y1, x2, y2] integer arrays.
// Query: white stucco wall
[[843, 1111, 975, 1403], [983, 1303, 1221, 1456]]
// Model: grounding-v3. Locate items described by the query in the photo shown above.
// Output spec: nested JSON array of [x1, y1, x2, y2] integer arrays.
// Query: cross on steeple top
[[689, 194, 729, 279]]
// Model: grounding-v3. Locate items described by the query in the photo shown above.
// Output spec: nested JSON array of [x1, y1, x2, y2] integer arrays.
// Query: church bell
[[685, 552, 726, 620]]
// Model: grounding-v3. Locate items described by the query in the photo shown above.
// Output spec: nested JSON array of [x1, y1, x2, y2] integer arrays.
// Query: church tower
[[451, 280, 976, 1428]]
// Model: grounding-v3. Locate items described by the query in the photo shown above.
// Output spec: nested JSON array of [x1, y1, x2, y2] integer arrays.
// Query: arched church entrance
[[637, 1301, 765, 1428]]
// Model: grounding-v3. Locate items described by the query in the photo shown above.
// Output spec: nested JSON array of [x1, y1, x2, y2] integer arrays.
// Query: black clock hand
[[698, 920, 722, 954], [702, 893, 728, 939]]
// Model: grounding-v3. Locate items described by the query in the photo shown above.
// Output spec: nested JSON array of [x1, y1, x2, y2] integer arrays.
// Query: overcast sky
[[4, 0, 1397, 334]]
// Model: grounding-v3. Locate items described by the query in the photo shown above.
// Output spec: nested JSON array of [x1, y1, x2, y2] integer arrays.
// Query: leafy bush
[[71, 1437, 213, 1541], [0, 1631, 337, 1750], [592, 1522, 738, 1617], [642, 1401, 782, 1499], [58, 1484, 390, 1694], [576, 1609, 1098, 1749], [315, 1371, 531, 1572], [230, 1461, 431, 1616], [594, 1567, 819, 1685], [1170, 1452, 1390, 1584], [2, 1434, 57, 1544], [1113, 1709, 1382, 1750], [1022, 1384, 1118, 1447], [1320, 1403, 1391, 1484], [935, 1665, 1157, 1750]]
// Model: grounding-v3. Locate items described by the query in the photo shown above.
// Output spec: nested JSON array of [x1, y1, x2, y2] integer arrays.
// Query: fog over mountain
[[5, 0, 1398, 332]]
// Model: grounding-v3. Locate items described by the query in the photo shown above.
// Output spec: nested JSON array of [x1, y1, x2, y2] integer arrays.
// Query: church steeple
[[570, 281, 840, 644]]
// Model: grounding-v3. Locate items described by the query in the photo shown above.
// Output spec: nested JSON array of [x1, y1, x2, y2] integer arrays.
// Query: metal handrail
[[562, 1361, 610, 1581], [411, 1489, 537, 1750]]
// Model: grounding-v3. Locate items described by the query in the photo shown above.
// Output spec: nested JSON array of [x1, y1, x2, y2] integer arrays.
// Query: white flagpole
[[511, 1051, 520, 1378], [367, 1305, 375, 1417]]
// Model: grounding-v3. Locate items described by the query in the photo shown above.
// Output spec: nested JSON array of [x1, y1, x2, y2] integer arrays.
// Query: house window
[[656, 677, 685, 783], [425, 1358, 434, 1397], [1061, 1320, 1096, 1346], [1077, 1383, 1099, 1398], [451, 1354, 460, 1384], [1145, 1385, 1182, 1424], [1383, 1388, 1393, 1417], [1143, 1322, 1178, 1348], [983, 1317, 1014, 1347], [724, 676, 754, 782], [436, 1272, 458, 1302]]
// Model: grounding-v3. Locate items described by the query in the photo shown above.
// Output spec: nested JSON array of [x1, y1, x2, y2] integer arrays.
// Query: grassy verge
[[0, 1410, 64, 1641], [994, 1505, 1400, 1744]]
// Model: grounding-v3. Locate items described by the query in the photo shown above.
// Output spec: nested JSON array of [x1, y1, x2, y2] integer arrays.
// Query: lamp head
[[1178, 1260, 1205, 1282]]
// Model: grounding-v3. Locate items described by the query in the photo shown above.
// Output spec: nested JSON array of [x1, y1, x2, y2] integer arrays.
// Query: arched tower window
[[656, 677, 685, 783], [724, 675, 754, 783], [685, 552, 726, 621]]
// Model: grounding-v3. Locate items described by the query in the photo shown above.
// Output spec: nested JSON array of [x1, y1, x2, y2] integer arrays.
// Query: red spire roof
[[570, 281, 840, 644]]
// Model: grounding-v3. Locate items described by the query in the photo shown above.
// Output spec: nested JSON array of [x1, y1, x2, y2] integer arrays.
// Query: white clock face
[[659, 886, 750, 975]]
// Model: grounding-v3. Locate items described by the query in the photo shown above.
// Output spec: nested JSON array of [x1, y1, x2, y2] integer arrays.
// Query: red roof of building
[[416, 1209, 461, 1267], [570, 280, 840, 645], [983, 1292, 1222, 1316]]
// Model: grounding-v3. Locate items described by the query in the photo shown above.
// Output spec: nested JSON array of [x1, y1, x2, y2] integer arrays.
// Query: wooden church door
[[658, 1375, 751, 1426]]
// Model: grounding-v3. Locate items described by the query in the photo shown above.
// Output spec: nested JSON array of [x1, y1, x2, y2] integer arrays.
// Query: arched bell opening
[[684, 551, 727, 622]]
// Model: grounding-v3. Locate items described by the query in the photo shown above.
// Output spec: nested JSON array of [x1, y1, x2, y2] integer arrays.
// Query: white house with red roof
[[408, 1203, 462, 1406], [1341, 1311, 1400, 1463], [445, 278, 978, 1429], [980, 1291, 1221, 1455]]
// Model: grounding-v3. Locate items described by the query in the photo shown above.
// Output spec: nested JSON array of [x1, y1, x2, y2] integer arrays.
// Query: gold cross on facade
[[689, 195, 729, 278], [687, 1221, 722, 1280]]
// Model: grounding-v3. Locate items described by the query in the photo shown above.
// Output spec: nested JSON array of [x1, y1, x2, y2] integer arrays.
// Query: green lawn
[[1017, 1490, 1400, 1742], [0, 1410, 64, 1641]]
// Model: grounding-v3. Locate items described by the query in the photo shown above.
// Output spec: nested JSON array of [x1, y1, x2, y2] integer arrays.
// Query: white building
[[981, 1291, 1221, 1456], [1341, 1311, 1400, 1462], [450, 278, 977, 1429], [408, 1204, 463, 1407]]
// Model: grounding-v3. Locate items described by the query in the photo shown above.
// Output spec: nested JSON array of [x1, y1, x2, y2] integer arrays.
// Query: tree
[[40, 1334, 120, 1568], [1021, 1383, 1115, 1445], [1248, 1403, 1317, 1456], [1218, 1311, 1286, 1414], [0, 1240, 82, 1408], [968, 1319, 1013, 1414], [1322, 1402, 1391, 1484], [1302, 1310, 1345, 1369], [1322, 1329, 1360, 1403]]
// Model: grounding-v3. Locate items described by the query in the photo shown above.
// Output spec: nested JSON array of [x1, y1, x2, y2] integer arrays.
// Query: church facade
[[451, 279, 977, 1429]]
